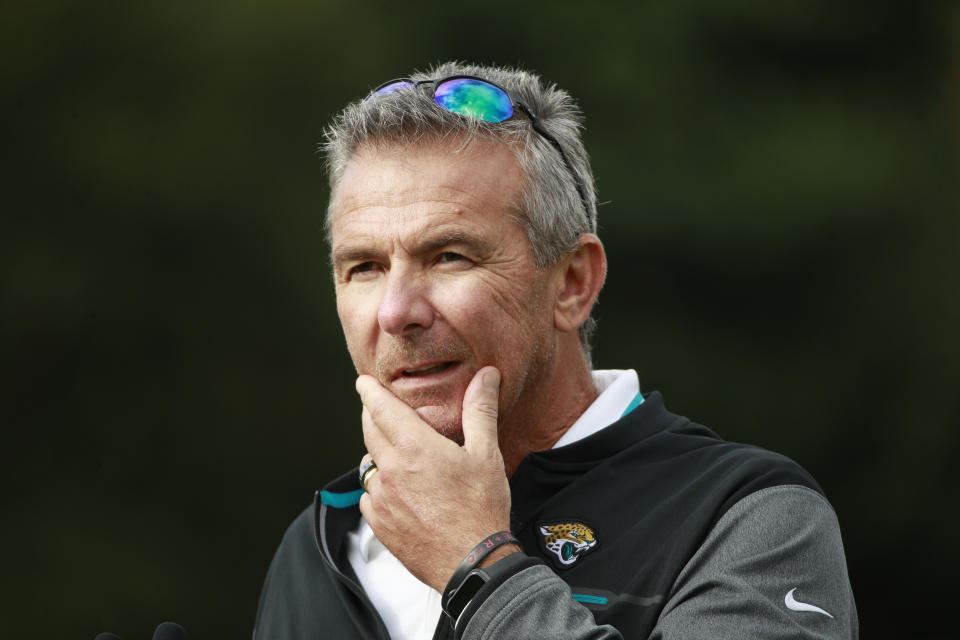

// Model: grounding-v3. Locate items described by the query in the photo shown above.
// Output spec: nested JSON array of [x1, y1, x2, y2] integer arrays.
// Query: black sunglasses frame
[[371, 75, 591, 222]]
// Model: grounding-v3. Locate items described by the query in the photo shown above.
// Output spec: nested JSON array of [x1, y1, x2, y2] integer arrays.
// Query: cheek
[[442, 278, 553, 356], [437, 282, 516, 335], [336, 291, 381, 358]]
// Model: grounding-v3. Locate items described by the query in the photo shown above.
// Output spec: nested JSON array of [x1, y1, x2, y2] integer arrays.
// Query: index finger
[[355, 374, 432, 445]]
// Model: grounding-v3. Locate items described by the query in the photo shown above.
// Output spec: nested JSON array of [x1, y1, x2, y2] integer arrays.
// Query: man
[[254, 62, 858, 639]]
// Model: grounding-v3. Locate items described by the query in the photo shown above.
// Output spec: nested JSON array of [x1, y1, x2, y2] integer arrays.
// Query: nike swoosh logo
[[784, 588, 834, 618]]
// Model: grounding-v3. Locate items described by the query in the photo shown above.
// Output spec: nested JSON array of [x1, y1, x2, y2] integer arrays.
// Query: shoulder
[[656, 485, 859, 639], [268, 504, 316, 568], [254, 505, 325, 637], [682, 485, 844, 570], [623, 392, 824, 515], [705, 442, 823, 514]]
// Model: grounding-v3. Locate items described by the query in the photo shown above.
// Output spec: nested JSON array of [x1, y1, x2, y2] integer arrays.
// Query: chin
[[414, 405, 465, 445]]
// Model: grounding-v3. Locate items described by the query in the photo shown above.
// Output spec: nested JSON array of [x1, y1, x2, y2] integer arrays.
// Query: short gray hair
[[322, 61, 599, 357]]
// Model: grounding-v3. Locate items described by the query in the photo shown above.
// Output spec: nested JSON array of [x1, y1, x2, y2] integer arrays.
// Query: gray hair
[[322, 61, 599, 359]]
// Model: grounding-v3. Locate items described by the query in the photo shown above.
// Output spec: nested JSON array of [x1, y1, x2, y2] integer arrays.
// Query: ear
[[554, 234, 607, 334]]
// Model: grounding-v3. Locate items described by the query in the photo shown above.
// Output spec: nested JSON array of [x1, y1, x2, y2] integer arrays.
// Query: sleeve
[[651, 485, 859, 639], [459, 562, 623, 640]]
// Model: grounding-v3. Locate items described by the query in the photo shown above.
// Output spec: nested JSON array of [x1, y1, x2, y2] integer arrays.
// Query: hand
[[356, 366, 519, 592]]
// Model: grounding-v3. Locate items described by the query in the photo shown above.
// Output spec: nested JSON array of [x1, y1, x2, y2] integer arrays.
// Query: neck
[[498, 340, 598, 477]]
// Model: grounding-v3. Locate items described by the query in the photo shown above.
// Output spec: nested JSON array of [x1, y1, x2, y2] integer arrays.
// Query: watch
[[443, 567, 492, 627], [441, 552, 539, 633]]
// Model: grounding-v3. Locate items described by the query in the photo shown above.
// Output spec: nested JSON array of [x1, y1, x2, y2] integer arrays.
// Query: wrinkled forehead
[[328, 138, 527, 238], [326, 137, 527, 236]]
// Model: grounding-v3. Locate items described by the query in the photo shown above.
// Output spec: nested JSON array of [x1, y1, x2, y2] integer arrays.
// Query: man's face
[[329, 139, 561, 442]]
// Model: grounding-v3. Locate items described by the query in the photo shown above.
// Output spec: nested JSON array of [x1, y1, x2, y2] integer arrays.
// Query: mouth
[[397, 361, 457, 378]]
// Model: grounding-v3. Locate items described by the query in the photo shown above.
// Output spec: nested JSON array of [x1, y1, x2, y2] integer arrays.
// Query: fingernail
[[483, 368, 501, 392]]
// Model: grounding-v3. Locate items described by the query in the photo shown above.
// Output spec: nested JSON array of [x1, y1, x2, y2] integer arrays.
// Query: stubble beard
[[373, 337, 475, 443], [361, 324, 554, 449]]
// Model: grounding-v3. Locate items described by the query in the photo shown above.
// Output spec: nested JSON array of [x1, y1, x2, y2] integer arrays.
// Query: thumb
[[462, 366, 501, 454]]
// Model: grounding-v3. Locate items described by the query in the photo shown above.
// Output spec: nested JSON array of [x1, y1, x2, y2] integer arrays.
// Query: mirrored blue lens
[[433, 78, 513, 123], [374, 80, 416, 95]]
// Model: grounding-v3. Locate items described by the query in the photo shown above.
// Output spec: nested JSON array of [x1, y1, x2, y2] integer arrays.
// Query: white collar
[[551, 369, 640, 448]]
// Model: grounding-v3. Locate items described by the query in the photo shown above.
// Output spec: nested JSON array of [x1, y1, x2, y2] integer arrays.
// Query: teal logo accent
[[571, 588, 663, 610], [572, 593, 608, 605], [537, 520, 598, 569]]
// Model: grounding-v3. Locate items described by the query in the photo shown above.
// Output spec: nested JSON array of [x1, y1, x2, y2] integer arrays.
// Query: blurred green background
[[2, 0, 957, 637]]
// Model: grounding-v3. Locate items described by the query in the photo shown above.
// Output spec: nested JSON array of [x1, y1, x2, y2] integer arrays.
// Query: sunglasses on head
[[371, 75, 590, 219]]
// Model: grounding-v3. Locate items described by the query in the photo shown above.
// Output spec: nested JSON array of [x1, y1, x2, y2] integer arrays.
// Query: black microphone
[[152, 622, 187, 640]]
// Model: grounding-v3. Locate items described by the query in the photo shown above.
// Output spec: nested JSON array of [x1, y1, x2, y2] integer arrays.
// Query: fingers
[[358, 489, 373, 524], [361, 405, 391, 461], [356, 375, 424, 445], [357, 368, 502, 456], [461, 366, 501, 455]]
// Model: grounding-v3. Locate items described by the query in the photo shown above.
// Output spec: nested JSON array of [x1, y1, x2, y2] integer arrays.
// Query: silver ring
[[359, 460, 378, 491]]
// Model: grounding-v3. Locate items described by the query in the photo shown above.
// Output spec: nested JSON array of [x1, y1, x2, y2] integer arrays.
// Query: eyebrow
[[415, 231, 494, 258], [330, 247, 378, 268], [331, 230, 495, 268]]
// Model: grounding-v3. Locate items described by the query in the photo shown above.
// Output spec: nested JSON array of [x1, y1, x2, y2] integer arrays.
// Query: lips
[[402, 362, 455, 376], [375, 340, 474, 386]]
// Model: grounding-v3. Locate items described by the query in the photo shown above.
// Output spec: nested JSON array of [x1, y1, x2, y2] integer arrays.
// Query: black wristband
[[449, 553, 543, 637], [441, 531, 519, 620]]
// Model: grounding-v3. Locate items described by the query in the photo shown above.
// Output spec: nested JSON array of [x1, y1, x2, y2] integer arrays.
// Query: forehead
[[329, 139, 526, 242]]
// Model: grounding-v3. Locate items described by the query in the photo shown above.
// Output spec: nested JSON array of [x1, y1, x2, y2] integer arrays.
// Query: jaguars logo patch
[[537, 520, 598, 569]]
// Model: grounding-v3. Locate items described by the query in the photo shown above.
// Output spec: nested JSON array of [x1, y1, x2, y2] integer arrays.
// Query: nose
[[376, 270, 435, 336]]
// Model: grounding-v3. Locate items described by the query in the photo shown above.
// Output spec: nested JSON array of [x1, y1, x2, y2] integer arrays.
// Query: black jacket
[[254, 392, 857, 639]]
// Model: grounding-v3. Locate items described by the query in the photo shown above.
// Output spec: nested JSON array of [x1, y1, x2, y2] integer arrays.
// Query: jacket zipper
[[313, 494, 392, 640]]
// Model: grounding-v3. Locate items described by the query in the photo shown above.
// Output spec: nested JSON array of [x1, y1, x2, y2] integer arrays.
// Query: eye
[[435, 251, 476, 270], [437, 251, 466, 263], [348, 262, 380, 279]]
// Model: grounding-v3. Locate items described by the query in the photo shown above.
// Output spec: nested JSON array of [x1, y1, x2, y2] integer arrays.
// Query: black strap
[[450, 554, 544, 637], [441, 531, 519, 617]]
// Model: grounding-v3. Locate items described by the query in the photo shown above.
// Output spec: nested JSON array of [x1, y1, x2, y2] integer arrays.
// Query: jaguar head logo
[[538, 521, 598, 569]]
